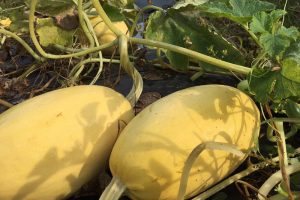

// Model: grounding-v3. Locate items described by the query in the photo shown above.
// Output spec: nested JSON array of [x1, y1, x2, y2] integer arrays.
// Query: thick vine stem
[[129, 37, 251, 75], [119, 35, 143, 106], [275, 122, 288, 168], [274, 121, 294, 200], [176, 142, 245, 200], [258, 164, 300, 200], [0, 28, 44, 62], [29, 0, 117, 59], [99, 177, 126, 200], [91, 0, 123, 36]]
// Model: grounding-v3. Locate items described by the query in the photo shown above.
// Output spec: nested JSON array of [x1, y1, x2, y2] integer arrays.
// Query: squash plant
[[1, 0, 300, 199]]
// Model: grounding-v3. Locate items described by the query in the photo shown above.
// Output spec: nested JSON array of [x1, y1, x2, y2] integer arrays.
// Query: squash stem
[[99, 177, 126, 200], [119, 35, 143, 105], [177, 142, 245, 200], [274, 121, 294, 200], [129, 37, 251, 75]]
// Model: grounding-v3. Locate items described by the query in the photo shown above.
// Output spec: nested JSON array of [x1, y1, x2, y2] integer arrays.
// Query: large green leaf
[[278, 26, 299, 41], [249, 67, 300, 103], [25, 0, 75, 16], [259, 32, 291, 58], [145, 9, 245, 71], [173, 0, 209, 9], [249, 10, 299, 59], [198, 0, 275, 25], [36, 18, 75, 47], [250, 10, 286, 34]]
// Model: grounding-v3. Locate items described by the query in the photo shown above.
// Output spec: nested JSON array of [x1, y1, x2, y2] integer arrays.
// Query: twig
[[0, 99, 13, 108]]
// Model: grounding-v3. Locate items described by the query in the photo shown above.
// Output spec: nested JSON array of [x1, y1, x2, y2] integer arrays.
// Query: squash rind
[[109, 85, 260, 200], [0, 85, 134, 200]]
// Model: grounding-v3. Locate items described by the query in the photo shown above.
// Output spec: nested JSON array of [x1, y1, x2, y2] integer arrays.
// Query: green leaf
[[249, 10, 299, 60], [250, 10, 286, 34], [199, 0, 275, 25], [173, 0, 209, 9], [250, 12, 271, 34], [145, 10, 245, 71], [102, 3, 126, 22], [25, 0, 75, 16], [259, 32, 290, 58], [284, 40, 300, 61], [249, 67, 300, 103], [281, 40, 300, 84], [281, 58, 300, 84], [36, 18, 75, 47], [278, 26, 299, 41]]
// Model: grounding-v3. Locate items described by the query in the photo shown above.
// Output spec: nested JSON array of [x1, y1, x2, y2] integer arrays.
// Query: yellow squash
[[0, 85, 133, 200], [107, 85, 260, 200], [89, 16, 128, 53]]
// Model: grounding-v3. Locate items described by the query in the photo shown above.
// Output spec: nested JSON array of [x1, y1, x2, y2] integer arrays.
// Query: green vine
[[0, 28, 44, 62]]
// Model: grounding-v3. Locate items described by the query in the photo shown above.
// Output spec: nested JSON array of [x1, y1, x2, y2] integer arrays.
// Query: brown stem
[[265, 104, 294, 200], [0, 99, 13, 108]]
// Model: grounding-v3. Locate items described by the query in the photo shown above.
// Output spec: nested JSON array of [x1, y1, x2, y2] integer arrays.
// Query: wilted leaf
[[36, 18, 75, 47], [54, 8, 79, 30]]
